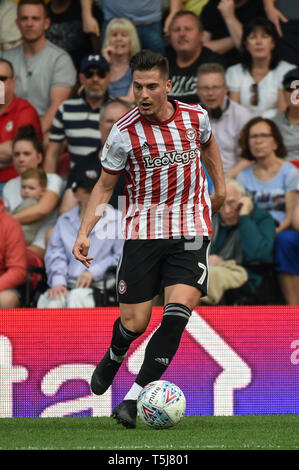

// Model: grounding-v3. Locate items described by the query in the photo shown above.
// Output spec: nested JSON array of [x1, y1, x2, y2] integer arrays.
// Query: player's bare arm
[[200, 134, 226, 213], [72, 170, 120, 267]]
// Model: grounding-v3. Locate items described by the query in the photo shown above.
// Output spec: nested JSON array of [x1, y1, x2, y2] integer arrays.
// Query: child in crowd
[[11, 168, 48, 245]]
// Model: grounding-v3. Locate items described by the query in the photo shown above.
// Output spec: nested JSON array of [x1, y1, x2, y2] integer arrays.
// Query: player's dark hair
[[239, 117, 287, 160], [13, 125, 44, 157], [130, 50, 169, 79], [0, 58, 14, 76], [17, 0, 48, 17], [241, 17, 280, 71]]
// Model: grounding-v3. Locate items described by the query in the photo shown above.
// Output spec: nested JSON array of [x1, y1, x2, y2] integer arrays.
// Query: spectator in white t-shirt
[[2, 125, 64, 261], [226, 17, 296, 118]]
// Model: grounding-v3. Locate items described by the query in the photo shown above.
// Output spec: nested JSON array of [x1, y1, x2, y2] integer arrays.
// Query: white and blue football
[[137, 380, 186, 429]]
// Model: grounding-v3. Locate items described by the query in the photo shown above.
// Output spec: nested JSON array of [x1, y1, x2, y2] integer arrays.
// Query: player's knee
[[120, 313, 148, 334]]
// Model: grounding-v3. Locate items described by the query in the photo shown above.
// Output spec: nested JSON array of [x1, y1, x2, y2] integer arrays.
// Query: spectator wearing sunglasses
[[225, 17, 296, 118], [0, 58, 42, 198], [44, 54, 113, 174], [272, 68, 299, 164]]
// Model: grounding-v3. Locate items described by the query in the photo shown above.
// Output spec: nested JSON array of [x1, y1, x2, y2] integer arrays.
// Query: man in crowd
[[2, 0, 76, 135], [166, 10, 224, 104], [197, 62, 252, 177], [44, 54, 112, 174]]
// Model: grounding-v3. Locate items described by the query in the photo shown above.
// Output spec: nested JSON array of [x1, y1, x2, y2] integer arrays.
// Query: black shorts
[[116, 237, 211, 304]]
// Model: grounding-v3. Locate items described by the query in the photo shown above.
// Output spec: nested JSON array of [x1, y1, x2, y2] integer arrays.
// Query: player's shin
[[135, 303, 191, 388], [90, 317, 143, 395], [110, 317, 143, 361]]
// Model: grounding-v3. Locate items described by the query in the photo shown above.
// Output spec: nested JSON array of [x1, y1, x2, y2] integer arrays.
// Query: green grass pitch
[[0, 415, 298, 450]]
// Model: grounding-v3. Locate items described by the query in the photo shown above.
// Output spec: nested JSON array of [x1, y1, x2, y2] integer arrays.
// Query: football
[[137, 380, 186, 429]]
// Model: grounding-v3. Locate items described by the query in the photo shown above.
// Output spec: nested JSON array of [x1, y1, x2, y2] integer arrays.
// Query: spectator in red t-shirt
[[0, 198, 27, 308], [0, 58, 42, 198]]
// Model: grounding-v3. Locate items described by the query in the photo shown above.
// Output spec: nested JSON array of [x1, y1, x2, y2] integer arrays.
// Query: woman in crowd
[[101, 17, 141, 102], [237, 117, 299, 234], [226, 17, 296, 118], [2, 125, 64, 261]]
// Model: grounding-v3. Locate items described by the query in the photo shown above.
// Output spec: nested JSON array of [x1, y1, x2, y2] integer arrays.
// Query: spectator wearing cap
[[44, 54, 113, 174], [272, 68, 299, 165], [58, 99, 130, 216], [37, 164, 124, 309]]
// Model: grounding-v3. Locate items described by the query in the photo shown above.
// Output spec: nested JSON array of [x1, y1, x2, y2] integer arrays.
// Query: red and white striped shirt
[[101, 99, 212, 239]]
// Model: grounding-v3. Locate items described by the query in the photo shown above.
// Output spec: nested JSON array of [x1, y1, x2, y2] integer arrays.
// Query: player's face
[[248, 121, 278, 159], [219, 184, 242, 226], [197, 73, 227, 110], [99, 102, 128, 143], [133, 68, 172, 122], [17, 4, 50, 42], [0, 62, 17, 104], [170, 14, 203, 53], [21, 178, 44, 200], [12, 140, 43, 175]]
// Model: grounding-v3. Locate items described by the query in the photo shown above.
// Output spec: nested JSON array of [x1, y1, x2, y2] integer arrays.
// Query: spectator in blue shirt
[[37, 163, 124, 308]]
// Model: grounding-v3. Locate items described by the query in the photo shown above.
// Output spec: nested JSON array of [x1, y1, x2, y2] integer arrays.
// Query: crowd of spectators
[[0, 0, 298, 308]]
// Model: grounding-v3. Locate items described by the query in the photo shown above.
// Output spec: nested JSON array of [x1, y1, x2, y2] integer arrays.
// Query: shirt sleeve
[[286, 165, 299, 191], [15, 102, 42, 140], [46, 173, 65, 196], [0, 217, 27, 291], [44, 220, 68, 287], [49, 105, 66, 142], [51, 51, 77, 89], [101, 124, 128, 174], [199, 107, 212, 145], [225, 64, 241, 93]]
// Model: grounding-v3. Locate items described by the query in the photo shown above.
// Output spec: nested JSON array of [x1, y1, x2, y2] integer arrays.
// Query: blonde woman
[[102, 18, 141, 103]]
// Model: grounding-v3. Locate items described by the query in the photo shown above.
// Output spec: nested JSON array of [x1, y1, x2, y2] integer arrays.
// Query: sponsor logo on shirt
[[142, 149, 198, 169]]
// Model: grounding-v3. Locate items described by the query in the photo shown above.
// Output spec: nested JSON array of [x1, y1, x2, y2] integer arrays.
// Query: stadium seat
[[220, 262, 285, 306], [24, 249, 47, 307]]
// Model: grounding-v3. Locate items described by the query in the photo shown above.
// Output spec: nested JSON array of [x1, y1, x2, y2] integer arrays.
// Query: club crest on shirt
[[6, 121, 13, 132], [118, 280, 127, 294], [185, 128, 197, 142]]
